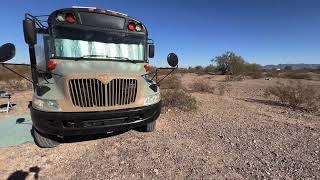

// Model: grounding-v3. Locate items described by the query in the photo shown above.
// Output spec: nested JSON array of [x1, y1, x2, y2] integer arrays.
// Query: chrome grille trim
[[68, 78, 137, 108]]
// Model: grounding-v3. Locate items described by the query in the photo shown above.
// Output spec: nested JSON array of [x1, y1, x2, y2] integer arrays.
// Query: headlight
[[33, 98, 61, 112], [144, 93, 161, 106]]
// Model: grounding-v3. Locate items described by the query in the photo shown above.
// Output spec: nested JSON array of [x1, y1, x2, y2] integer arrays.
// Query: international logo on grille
[[99, 75, 108, 83]]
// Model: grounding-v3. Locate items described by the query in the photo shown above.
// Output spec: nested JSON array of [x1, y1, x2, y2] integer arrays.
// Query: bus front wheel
[[136, 120, 156, 132], [32, 127, 59, 148]]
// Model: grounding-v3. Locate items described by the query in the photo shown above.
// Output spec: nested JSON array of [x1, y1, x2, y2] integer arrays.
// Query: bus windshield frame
[[48, 26, 147, 62]]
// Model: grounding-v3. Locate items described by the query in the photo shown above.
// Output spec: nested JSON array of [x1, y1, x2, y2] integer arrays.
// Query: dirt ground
[[0, 74, 319, 179]]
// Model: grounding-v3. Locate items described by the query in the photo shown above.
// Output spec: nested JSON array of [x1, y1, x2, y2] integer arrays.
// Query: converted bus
[[14, 7, 178, 147]]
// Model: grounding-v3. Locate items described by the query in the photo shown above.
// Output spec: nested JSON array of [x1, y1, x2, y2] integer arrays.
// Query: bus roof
[[47, 8, 147, 34]]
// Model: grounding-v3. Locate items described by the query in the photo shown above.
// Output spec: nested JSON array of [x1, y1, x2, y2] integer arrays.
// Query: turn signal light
[[144, 64, 151, 72], [48, 60, 57, 71]]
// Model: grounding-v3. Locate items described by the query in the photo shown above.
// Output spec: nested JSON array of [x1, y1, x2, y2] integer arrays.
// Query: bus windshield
[[52, 26, 146, 61]]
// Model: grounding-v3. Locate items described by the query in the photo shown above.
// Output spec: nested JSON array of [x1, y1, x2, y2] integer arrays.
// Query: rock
[[154, 168, 159, 175]]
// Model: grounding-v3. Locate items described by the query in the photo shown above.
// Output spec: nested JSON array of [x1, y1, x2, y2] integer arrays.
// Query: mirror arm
[[156, 65, 178, 84], [1, 64, 34, 84]]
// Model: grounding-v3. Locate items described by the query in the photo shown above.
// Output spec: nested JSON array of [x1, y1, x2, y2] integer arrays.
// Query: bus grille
[[68, 78, 137, 107]]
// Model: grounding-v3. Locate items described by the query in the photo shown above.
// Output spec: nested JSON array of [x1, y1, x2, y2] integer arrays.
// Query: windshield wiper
[[74, 55, 107, 60], [74, 55, 136, 63], [107, 57, 137, 63]]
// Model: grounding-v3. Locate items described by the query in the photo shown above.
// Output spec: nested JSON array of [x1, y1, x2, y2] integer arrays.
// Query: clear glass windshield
[[52, 26, 146, 61]]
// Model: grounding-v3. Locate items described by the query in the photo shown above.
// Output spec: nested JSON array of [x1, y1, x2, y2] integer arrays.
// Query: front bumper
[[31, 102, 161, 137]]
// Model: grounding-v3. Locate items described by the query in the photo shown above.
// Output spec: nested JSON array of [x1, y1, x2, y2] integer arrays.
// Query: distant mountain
[[262, 64, 320, 70]]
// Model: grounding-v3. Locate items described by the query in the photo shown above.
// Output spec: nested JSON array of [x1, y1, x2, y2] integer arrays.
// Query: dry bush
[[224, 75, 244, 82], [0, 79, 32, 92], [159, 75, 183, 90], [161, 89, 197, 111], [0, 65, 31, 81], [245, 71, 264, 79], [265, 81, 320, 112], [190, 80, 214, 93], [217, 83, 227, 96], [265, 71, 280, 78], [280, 72, 312, 80], [176, 65, 216, 75]]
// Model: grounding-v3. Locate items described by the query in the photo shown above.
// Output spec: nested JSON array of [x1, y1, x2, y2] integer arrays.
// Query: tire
[[32, 127, 59, 148], [136, 120, 156, 132]]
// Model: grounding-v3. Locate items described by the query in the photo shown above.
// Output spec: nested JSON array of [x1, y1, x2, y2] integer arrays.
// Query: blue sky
[[0, 0, 319, 67]]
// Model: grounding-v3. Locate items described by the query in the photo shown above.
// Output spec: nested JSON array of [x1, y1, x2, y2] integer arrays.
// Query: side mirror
[[148, 44, 154, 58], [167, 53, 178, 67], [23, 19, 37, 45], [0, 43, 16, 62]]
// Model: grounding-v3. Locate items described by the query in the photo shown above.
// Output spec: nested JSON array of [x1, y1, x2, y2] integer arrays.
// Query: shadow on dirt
[[7, 166, 40, 180], [242, 98, 313, 112]]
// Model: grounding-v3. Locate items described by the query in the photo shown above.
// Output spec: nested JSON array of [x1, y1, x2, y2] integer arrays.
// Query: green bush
[[211, 51, 263, 78]]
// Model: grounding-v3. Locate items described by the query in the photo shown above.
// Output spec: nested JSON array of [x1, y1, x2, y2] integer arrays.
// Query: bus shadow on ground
[[56, 130, 129, 144], [30, 128, 130, 145], [1, 115, 130, 147]]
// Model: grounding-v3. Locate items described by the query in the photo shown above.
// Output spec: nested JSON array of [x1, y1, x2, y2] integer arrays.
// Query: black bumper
[[31, 102, 161, 137]]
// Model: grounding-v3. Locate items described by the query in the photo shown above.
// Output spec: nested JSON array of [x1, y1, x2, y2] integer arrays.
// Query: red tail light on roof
[[128, 22, 136, 31], [65, 13, 75, 24]]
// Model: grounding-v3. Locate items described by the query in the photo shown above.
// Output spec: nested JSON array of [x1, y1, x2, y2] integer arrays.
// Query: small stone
[[154, 169, 159, 175]]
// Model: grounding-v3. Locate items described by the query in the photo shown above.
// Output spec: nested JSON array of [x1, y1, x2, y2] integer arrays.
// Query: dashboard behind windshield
[[51, 26, 146, 61]]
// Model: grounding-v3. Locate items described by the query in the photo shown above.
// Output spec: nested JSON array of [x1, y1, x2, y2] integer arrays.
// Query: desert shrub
[[161, 89, 197, 111], [224, 75, 244, 81], [243, 64, 263, 79], [159, 75, 183, 90], [204, 65, 216, 74], [0, 79, 32, 92], [265, 70, 280, 78], [211, 51, 263, 79], [280, 72, 312, 80], [211, 51, 245, 75], [245, 71, 264, 79], [265, 81, 320, 112], [0, 65, 31, 81], [191, 80, 214, 93], [217, 83, 227, 96], [176, 65, 217, 75]]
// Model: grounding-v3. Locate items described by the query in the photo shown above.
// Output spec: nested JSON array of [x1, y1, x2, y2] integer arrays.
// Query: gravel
[[0, 74, 319, 179]]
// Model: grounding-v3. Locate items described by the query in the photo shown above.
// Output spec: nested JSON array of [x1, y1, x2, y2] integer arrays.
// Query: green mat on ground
[[0, 115, 34, 147]]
